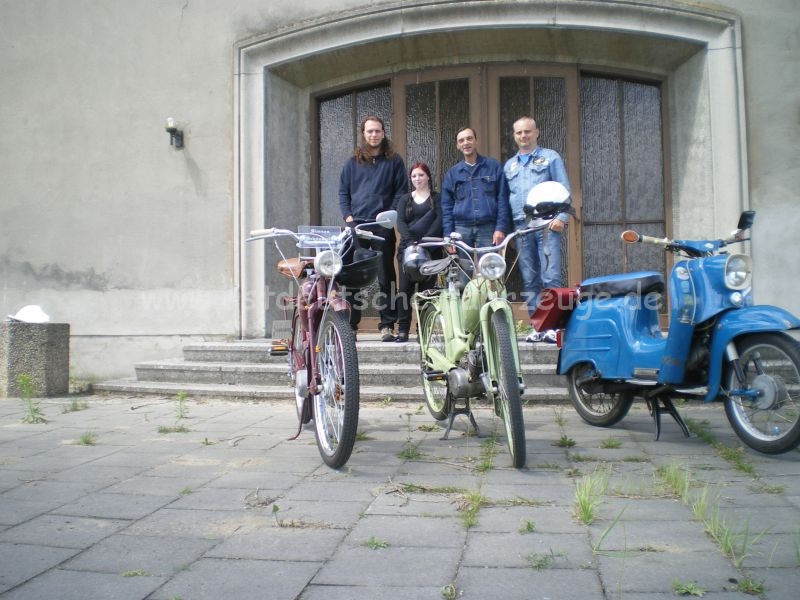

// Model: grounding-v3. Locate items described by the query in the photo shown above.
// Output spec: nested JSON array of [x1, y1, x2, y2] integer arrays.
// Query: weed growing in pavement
[[573, 469, 608, 525], [599, 437, 622, 449], [418, 423, 440, 432], [380, 395, 393, 407], [526, 549, 565, 569], [18, 374, 47, 424], [672, 579, 706, 596], [685, 417, 756, 476], [175, 390, 189, 420], [62, 397, 88, 413], [398, 413, 422, 460], [457, 489, 488, 529], [76, 432, 98, 446], [474, 433, 498, 473], [363, 536, 389, 549], [554, 434, 575, 448], [158, 424, 190, 434], [122, 570, 150, 577], [519, 518, 536, 533], [355, 430, 373, 441], [553, 406, 566, 427], [736, 577, 764, 595], [441, 583, 458, 600], [655, 461, 691, 499]]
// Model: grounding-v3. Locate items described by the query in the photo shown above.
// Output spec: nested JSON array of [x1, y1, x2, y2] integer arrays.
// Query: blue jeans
[[515, 219, 562, 315], [454, 222, 495, 250], [454, 223, 496, 286]]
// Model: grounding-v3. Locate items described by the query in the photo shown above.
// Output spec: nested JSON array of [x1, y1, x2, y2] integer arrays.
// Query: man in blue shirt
[[441, 127, 510, 250], [504, 117, 571, 341]]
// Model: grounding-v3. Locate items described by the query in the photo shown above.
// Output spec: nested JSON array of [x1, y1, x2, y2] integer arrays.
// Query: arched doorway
[[313, 65, 667, 314]]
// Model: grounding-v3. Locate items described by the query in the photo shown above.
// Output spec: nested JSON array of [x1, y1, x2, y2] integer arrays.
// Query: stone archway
[[234, 1, 745, 338]]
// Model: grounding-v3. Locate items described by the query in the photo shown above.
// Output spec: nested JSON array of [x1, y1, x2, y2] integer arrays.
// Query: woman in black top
[[395, 162, 442, 342]]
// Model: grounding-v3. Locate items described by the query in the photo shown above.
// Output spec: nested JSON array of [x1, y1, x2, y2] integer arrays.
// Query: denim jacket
[[441, 154, 510, 236], [504, 147, 570, 224]]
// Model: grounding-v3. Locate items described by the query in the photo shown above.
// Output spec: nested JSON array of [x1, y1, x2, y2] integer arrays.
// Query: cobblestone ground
[[1, 395, 799, 599]]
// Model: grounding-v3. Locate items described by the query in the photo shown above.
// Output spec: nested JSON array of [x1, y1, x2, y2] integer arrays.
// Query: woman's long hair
[[406, 161, 434, 220], [354, 115, 396, 163]]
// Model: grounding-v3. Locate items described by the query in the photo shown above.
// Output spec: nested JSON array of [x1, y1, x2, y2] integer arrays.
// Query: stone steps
[[95, 336, 569, 402]]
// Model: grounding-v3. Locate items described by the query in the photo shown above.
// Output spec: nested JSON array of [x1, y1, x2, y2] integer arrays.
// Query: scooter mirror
[[736, 210, 755, 231], [374, 210, 397, 230], [621, 230, 640, 244]]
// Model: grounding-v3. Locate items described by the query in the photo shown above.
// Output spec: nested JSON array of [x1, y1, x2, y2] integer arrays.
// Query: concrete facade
[[1, 0, 798, 382]]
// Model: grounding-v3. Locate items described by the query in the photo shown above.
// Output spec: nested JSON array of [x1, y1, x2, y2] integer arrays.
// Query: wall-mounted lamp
[[165, 117, 184, 149]]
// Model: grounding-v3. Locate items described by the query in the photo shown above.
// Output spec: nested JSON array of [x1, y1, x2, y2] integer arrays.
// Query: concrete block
[[0, 322, 70, 397]]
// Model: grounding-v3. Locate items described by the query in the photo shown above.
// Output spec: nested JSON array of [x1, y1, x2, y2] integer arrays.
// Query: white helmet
[[525, 181, 570, 227]]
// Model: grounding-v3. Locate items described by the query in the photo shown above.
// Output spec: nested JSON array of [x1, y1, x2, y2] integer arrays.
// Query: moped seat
[[580, 271, 664, 298], [277, 257, 311, 279]]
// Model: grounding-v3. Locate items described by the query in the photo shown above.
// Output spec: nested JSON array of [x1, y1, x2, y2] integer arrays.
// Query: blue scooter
[[550, 209, 800, 454]]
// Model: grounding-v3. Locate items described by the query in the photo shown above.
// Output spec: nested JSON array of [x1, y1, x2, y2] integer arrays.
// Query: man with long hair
[[339, 115, 408, 341]]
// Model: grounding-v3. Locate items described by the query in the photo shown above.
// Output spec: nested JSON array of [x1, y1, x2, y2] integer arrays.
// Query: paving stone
[[0, 542, 79, 592], [0, 568, 167, 600]]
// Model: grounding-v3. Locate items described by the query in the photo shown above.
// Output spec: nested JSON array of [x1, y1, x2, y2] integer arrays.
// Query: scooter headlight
[[478, 252, 506, 281], [314, 250, 343, 277], [724, 254, 751, 290]]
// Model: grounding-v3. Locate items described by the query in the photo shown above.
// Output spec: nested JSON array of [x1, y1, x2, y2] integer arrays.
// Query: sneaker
[[380, 327, 396, 342], [395, 331, 409, 343], [525, 330, 543, 343], [541, 329, 557, 344]]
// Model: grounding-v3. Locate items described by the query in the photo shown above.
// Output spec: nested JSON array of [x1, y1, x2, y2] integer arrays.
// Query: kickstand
[[441, 398, 482, 440], [647, 397, 691, 440]]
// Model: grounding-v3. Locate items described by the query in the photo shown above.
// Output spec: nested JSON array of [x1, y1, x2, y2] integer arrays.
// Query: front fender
[[480, 299, 522, 378], [704, 305, 800, 401]]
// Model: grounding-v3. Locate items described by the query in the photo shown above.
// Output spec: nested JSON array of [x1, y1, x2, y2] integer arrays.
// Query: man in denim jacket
[[441, 127, 510, 249], [504, 117, 571, 332]]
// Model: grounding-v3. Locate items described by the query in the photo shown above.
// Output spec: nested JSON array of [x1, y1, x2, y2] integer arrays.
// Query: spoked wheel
[[487, 311, 526, 468], [419, 305, 450, 421], [313, 311, 359, 469], [566, 362, 634, 427], [723, 333, 800, 454]]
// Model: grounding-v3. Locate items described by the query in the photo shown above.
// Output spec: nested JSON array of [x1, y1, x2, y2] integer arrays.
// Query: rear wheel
[[419, 304, 450, 421], [567, 362, 634, 427], [723, 333, 800, 454], [487, 311, 526, 468], [313, 310, 359, 469]]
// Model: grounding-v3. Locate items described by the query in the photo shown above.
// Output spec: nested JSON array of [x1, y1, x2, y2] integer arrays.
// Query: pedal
[[269, 340, 289, 356], [423, 370, 447, 381]]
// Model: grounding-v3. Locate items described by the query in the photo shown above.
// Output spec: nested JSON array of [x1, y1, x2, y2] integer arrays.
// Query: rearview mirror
[[736, 210, 755, 231], [375, 210, 397, 229]]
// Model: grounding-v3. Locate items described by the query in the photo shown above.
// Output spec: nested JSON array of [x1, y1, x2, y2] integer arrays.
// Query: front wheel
[[487, 311, 526, 468], [566, 362, 634, 427], [723, 333, 800, 454], [313, 310, 360, 468], [418, 304, 450, 421]]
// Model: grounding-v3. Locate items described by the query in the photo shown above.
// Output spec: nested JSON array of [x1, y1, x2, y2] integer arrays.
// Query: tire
[[487, 311, 526, 468], [419, 304, 450, 421], [313, 310, 360, 469], [723, 332, 800, 454], [566, 362, 634, 427]]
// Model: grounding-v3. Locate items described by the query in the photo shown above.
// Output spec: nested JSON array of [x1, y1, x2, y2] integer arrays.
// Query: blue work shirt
[[504, 147, 570, 223], [440, 154, 510, 236]]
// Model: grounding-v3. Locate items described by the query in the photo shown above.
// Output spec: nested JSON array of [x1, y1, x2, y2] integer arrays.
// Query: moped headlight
[[314, 250, 342, 277], [478, 252, 506, 281], [724, 254, 751, 290]]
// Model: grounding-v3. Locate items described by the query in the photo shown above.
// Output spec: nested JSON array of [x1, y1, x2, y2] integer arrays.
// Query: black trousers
[[348, 228, 397, 331]]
